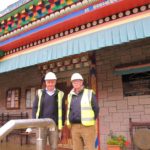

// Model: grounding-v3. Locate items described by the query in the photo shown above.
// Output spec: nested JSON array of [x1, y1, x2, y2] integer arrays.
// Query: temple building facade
[[0, 0, 150, 149]]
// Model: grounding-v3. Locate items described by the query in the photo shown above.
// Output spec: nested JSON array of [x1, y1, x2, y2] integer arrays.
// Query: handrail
[[0, 118, 55, 140]]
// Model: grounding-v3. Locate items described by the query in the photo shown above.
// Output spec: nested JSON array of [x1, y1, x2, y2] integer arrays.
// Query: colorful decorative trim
[[1, 6, 150, 57], [0, 50, 4, 57], [0, 14, 149, 73], [1, 0, 149, 40], [0, 0, 82, 36], [1, 10, 150, 62]]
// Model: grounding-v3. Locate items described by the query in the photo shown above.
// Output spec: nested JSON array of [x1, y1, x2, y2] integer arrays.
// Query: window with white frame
[[25, 87, 39, 108], [6, 88, 21, 109]]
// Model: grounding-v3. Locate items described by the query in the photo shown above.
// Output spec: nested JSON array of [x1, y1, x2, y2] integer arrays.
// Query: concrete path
[[0, 142, 71, 150]]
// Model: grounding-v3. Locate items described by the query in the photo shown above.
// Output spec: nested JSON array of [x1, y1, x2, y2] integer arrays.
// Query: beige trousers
[[36, 128, 59, 150], [71, 124, 96, 150]]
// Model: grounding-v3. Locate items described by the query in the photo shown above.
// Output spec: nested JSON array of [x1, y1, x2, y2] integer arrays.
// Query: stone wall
[[0, 66, 41, 116], [96, 39, 150, 150]]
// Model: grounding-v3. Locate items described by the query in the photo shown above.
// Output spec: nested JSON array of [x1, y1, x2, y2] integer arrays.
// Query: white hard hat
[[71, 73, 83, 81], [45, 72, 57, 80]]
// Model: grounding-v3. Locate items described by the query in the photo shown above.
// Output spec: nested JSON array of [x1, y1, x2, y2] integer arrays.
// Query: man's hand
[[26, 128, 32, 133], [58, 125, 71, 144], [58, 130, 62, 141]]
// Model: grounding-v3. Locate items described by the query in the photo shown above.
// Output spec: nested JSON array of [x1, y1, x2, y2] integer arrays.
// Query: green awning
[[114, 62, 150, 75]]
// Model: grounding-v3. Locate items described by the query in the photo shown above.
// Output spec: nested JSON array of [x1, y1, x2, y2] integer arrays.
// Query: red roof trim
[[1, 0, 150, 51]]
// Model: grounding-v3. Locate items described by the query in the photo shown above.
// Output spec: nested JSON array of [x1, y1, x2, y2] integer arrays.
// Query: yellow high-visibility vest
[[36, 89, 64, 130], [66, 88, 95, 126]]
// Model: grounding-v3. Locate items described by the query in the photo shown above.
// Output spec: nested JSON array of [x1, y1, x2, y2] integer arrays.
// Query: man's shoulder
[[84, 88, 95, 94], [56, 88, 63, 92], [55, 89, 65, 100], [37, 89, 46, 96]]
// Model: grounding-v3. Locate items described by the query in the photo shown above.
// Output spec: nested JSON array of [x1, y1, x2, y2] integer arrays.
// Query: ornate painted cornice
[[0, 0, 81, 37], [0, 0, 149, 54], [2, 5, 150, 58]]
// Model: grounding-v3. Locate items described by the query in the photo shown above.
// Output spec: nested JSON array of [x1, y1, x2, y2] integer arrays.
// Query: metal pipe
[[0, 118, 56, 150], [36, 128, 46, 150]]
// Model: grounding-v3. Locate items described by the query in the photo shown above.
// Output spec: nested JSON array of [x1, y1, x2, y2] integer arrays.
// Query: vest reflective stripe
[[67, 89, 95, 126], [36, 89, 43, 119], [81, 89, 95, 126], [66, 94, 72, 126], [36, 89, 64, 130], [58, 91, 64, 130]]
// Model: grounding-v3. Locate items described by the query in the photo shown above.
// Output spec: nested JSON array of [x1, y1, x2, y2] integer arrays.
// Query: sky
[[0, 0, 18, 11]]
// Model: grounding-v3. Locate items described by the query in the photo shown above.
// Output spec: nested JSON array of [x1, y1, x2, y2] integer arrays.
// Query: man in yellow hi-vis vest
[[66, 73, 99, 150], [32, 72, 65, 150]]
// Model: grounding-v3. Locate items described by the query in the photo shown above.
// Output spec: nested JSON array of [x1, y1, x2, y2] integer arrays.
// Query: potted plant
[[107, 134, 129, 150]]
